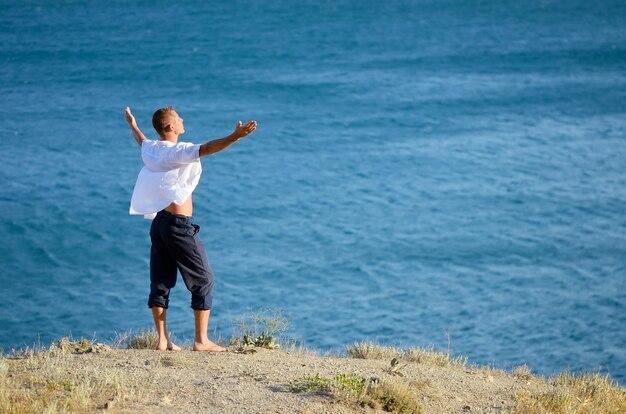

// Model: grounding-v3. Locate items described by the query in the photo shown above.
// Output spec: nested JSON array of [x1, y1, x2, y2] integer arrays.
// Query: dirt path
[[3, 345, 555, 413]]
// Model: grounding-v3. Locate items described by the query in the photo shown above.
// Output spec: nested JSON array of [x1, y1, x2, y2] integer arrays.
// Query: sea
[[0, 0, 624, 385]]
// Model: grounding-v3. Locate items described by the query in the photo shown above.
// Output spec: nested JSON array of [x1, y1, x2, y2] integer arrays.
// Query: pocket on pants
[[169, 221, 200, 238], [191, 224, 200, 236], [180, 223, 200, 237]]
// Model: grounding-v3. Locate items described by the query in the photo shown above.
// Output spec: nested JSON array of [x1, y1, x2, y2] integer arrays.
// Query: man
[[124, 106, 257, 352]]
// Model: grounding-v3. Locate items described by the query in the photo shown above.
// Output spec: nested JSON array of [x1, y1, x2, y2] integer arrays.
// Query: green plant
[[289, 374, 333, 394], [233, 307, 290, 338], [232, 308, 289, 351], [334, 373, 367, 395], [289, 373, 423, 414]]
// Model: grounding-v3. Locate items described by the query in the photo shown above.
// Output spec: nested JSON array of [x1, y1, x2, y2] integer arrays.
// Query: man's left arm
[[124, 106, 147, 146], [198, 120, 257, 157]]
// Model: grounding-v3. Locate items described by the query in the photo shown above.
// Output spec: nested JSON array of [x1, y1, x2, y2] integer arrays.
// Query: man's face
[[169, 111, 185, 135]]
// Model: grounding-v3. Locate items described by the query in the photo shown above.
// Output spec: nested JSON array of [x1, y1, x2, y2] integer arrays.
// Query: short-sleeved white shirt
[[129, 139, 202, 220]]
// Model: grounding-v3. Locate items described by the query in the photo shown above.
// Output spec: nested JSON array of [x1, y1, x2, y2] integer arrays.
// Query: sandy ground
[[4, 344, 554, 413]]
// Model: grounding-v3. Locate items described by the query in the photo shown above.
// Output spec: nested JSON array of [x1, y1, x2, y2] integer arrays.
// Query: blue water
[[1, 0, 625, 384]]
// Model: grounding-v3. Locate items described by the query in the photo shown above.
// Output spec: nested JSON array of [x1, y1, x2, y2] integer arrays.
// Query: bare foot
[[192, 340, 227, 352], [155, 337, 181, 351]]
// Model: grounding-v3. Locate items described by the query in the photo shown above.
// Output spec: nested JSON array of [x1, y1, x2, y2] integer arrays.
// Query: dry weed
[[512, 371, 626, 414], [290, 372, 423, 414], [346, 342, 399, 360]]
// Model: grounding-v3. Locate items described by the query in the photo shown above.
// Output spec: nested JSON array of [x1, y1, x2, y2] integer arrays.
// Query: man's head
[[152, 106, 185, 138]]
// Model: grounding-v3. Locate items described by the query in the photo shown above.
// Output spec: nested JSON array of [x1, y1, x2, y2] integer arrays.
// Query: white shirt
[[129, 139, 202, 220]]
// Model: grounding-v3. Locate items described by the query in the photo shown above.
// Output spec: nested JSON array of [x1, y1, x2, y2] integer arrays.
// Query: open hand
[[124, 106, 137, 128], [233, 120, 257, 139]]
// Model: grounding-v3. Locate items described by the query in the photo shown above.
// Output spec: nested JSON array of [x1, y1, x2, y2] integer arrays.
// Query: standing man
[[124, 106, 257, 352]]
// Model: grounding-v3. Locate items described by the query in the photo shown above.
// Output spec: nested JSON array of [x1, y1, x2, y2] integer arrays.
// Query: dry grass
[[346, 341, 467, 368], [0, 338, 145, 413], [346, 342, 399, 360], [281, 336, 318, 357], [512, 364, 534, 381], [365, 379, 424, 414], [3, 334, 624, 414], [403, 346, 467, 368], [114, 328, 159, 349], [512, 371, 626, 414], [289, 372, 423, 414]]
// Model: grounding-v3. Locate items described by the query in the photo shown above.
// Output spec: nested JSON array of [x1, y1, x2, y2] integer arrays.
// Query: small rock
[[462, 405, 471, 412], [91, 343, 112, 353]]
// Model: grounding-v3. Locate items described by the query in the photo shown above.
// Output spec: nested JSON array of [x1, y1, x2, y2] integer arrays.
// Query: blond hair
[[152, 106, 176, 136]]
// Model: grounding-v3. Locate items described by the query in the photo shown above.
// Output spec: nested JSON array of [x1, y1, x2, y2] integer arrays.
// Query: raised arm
[[124, 106, 147, 146], [198, 120, 257, 157]]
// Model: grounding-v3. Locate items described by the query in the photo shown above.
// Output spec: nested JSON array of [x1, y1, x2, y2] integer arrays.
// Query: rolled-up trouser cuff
[[191, 294, 212, 310], [148, 296, 169, 309]]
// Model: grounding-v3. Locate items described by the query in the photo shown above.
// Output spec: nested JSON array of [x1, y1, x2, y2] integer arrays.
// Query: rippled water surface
[[0, 0, 625, 384]]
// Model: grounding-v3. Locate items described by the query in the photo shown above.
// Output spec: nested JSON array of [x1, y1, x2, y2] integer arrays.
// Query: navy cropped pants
[[148, 210, 214, 310]]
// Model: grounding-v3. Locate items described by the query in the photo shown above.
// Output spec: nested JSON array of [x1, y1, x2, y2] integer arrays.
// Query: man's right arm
[[198, 120, 257, 158], [124, 106, 147, 146]]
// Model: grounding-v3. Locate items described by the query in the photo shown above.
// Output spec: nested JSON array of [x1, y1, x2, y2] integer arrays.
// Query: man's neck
[[160, 133, 179, 143]]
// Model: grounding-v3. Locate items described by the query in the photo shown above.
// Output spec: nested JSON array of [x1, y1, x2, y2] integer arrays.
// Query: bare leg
[[192, 309, 226, 352], [150, 306, 181, 351]]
